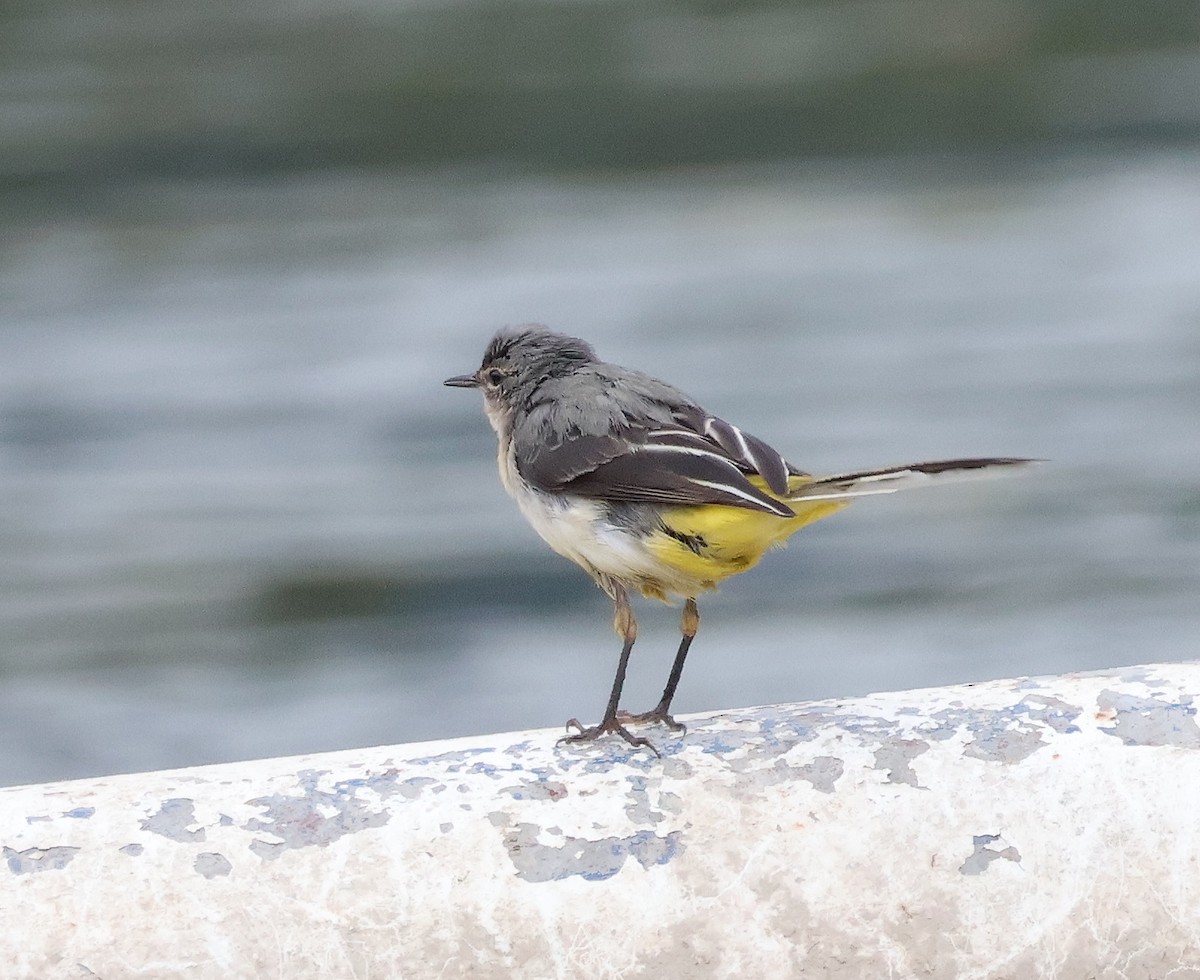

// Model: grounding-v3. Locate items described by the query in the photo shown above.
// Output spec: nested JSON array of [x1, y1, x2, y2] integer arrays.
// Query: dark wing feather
[[520, 430, 637, 488], [560, 442, 795, 516], [672, 406, 794, 495], [521, 424, 794, 517], [514, 364, 796, 517]]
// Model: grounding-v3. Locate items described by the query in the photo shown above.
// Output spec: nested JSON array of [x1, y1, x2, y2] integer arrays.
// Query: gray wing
[[516, 373, 797, 517]]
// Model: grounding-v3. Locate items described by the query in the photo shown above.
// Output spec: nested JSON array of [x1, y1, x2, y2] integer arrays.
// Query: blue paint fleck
[[63, 807, 95, 819], [141, 799, 206, 843], [697, 733, 747, 756], [195, 852, 233, 879], [959, 833, 1021, 875], [500, 777, 568, 803], [244, 770, 391, 860], [929, 696, 1083, 764], [500, 822, 685, 882], [577, 751, 657, 775], [1096, 690, 1200, 748], [5, 845, 80, 874], [409, 748, 494, 772]]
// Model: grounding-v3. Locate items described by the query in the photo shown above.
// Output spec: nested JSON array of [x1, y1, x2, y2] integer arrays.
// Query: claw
[[616, 706, 687, 734], [558, 715, 660, 757]]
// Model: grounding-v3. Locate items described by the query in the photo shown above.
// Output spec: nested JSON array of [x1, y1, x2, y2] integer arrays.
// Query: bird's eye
[[485, 368, 505, 386]]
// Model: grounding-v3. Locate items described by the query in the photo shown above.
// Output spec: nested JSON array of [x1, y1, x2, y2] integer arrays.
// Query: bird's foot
[[560, 715, 660, 757], [617, 704, 686, 734]]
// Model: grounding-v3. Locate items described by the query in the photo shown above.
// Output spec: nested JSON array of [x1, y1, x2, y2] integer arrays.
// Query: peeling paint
[[725, 754, 845, 796], [920, 696, 1085, 764], [573, 748, 662, 776], [499, 779, 567, 803], [141, 798, 206, 843], [623, 776, 665, 824], [1021, 695, 1083, 734], [195, 852, 233, 879], [657, 791, 683, 814], [4, 662, 1200, 977], [1096, 690, 1200, 748], [244, 770, 390, 860], [409, 748, 493, 770], [795, 755, 845, 793], [874, 739, 929, 787], [962, 726, 1045, 765], [394, 776, 438, 800], [63, 807, 95, 819], [4, 844, 80, 874], [501, 821, 685, 882], [959, 834, 1022, 875]]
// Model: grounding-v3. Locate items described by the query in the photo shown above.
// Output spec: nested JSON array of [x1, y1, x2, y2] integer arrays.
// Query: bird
[[445, 325, 1031, 754]]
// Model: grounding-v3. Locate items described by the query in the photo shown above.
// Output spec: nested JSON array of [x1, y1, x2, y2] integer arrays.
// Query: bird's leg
[[561, 584, 658, 755], [619, 597, 698, 733]]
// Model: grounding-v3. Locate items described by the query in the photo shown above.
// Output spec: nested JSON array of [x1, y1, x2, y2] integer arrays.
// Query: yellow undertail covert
[[645, 474, 849, 596]]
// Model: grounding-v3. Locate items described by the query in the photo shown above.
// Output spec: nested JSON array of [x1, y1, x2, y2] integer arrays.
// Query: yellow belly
[[643, 475, 848, 598]]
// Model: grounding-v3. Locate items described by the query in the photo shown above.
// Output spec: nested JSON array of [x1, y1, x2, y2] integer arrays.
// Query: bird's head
[[444, 325, 596, 433]]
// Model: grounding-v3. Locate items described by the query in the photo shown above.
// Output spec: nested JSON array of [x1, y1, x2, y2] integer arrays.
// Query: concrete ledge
[[4, 662, 1200, 978]]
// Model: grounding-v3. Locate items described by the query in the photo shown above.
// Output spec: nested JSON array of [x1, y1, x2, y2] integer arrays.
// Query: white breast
[[494, 433, 677, 596]]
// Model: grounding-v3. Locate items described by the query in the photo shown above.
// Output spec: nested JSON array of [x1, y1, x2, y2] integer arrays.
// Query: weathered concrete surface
[[4, 662, 1200, 979]]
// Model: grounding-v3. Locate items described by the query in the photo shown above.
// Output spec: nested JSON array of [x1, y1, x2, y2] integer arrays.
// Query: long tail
[[787, 457, 1036, 503]]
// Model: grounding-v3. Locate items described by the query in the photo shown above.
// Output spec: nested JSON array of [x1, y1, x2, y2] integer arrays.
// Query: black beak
[[444, 373, 480, 388]]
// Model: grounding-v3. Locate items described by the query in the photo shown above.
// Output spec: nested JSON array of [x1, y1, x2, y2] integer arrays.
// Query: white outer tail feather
[[787, 458, 1036, 503]]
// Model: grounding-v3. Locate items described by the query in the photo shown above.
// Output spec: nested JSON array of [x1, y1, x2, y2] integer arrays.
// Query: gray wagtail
[[446, 325, 1030, 754]]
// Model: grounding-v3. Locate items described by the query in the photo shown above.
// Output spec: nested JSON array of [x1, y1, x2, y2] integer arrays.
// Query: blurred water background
[[2, 0, 1199, 786]]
